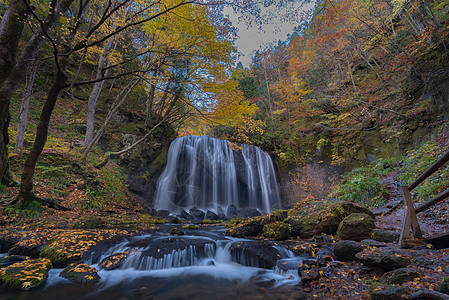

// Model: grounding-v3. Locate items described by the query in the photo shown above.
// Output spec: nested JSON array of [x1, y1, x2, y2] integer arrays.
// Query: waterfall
[[153, 135, 281, 214]]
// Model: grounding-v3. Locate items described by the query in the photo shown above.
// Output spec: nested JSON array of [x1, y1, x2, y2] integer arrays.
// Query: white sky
[[224, 1, 316, 67]]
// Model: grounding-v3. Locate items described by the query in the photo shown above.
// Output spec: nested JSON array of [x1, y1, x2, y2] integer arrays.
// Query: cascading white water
[[153, 135, 281, 214]]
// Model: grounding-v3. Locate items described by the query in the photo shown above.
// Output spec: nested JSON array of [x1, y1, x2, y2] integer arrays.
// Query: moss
[[262, 221, 291, 240], [182, 224, 199, 230], [73, 216, 103, 229], [170, 228, 184, 235], [60, 263, 100, 283], [0, 258, 52, 290], [98, 252, 129, 270]]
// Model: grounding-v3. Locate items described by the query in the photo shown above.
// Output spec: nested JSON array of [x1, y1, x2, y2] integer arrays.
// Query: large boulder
[[288, 199, 374, 238], [189, 208, 205, 220], [336, 213, 375, 241], [0, 258, 52, 290]]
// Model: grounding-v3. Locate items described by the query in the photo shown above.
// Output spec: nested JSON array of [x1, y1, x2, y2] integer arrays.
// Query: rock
[[412, 255, 433, 267], [217, 213, 227, 221], [368, 285, 407, 300], [436, 277, 449, 295], [73, 216, 103, 229], [262, 222, 291, 240], [8, 238, 47, 258], [156, 210, 171, 218], [276, 258, 303, 273], [60, 263, 101, 283], [170, 217, 180, 224], [189, 208, 205, 220], [170, 228, 184, 235], [334, 240, 366, 261], [98, 252, 130, 270], [372, 229, 400, 243], [227, 205, 238, 219], [0, 258, 52, 290], [269, 210, 289, 222], [179, 210, 193, 220], [285, 218, 302, 236], [409, 289, 449, 300], [238, 208, 262, 218], [361, 239, 387, 247], [356, 248, 411, 270], [300, 267, 320, 284], [0, 255, 29, 268], [205, 210, 219, 220], [380, 267, 421, 284], [288, 199, 374, 238], [292, 241, 318, 258], [0, 233, 20, 253], [229, 241, 282, 269], [337, 213, 375, 241], [227, 216, 266, 237]]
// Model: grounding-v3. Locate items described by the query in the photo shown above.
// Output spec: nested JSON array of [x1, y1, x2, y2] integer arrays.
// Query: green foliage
[[400, 140, 449, 203], [330, 159, 394, 208], [182, 224, 199, 230]]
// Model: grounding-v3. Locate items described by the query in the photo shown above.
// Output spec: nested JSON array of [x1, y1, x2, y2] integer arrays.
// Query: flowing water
[[153, 136, 281, 214], [0, 225, 305, 300]]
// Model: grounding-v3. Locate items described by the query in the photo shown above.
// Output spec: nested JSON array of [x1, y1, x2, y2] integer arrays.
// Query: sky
[[224, 1, 317, 67]]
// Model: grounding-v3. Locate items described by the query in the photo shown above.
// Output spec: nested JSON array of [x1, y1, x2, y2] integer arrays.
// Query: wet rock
[[292, 241, 318, 258], [337, 213, 375, 241], [368, 285, 407, 300], [334, 240, 366, 261], [170, 228, 184, 235], [227, 216, 265, 237], [262, 221, 291, 240], [356, 248, 411, 270], [412, 255, 433, 267], [8, 238, 47, 258], [268, 210, 289, 222], [98, 252, 130, 270], [189, 208, 205, 220], [179, 210, 192, 220], [285, 218, 302, 236], [205, 210, 219, 220], [60, 263, 100, 283], [316, 247, 335, 266], [380, 267, 421, 284], [139, 237, 214, 259], [276, 258, 303, 273], [0, 255, 29, 268], [288, 199, 374, 238], [0, 233, 20, 253], [227, 205, 238, 219], [0, 258, 52, 290], [436, 277, 449, 295], [300, 267, 320, 284], [156, 210, 170, 219], [217, 213, 227, 221], [229, 241, 282, 269], [238, 208, 261, 218], [372, 229, 400, 243]]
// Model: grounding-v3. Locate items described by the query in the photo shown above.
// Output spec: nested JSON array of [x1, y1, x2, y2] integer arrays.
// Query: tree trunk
[[15, 59, 38, 158], [0, 0, 74, 185], [0, 0, 29, 185], [84, 39, 115, 145], [17, 69, 68, 207], [0, 0, 28, 84]]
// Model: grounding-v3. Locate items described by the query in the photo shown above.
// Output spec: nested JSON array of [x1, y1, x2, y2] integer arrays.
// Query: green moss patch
[[0, 258, 52, 290]]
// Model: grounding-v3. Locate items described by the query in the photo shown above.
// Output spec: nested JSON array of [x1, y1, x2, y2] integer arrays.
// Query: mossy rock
[[227, 216, 268, 238], [182, 224, 199, 230], [60, 263, 100, 283], [268, 210, 288, 222], [288, 198, 374, 238], [262, 222, 291, 240], [170, 228, 184, 235], [0, 258, 52, 290], [356, 248, 411, 270], [436, 277, 449, 295], [98, 252, 130, 270], [337, 213, 375, 241], [73, 216, 103, 229], [380, 267, 421, 284]]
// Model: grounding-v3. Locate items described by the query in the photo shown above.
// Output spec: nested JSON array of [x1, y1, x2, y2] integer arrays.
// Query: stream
[[0, 225, 305, 300]]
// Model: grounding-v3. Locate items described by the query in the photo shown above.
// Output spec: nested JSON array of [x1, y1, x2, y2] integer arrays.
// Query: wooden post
[[400, 185, 422, 243]]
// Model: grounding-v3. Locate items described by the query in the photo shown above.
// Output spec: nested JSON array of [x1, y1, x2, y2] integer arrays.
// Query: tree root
[[11, 192, 69, 211]]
